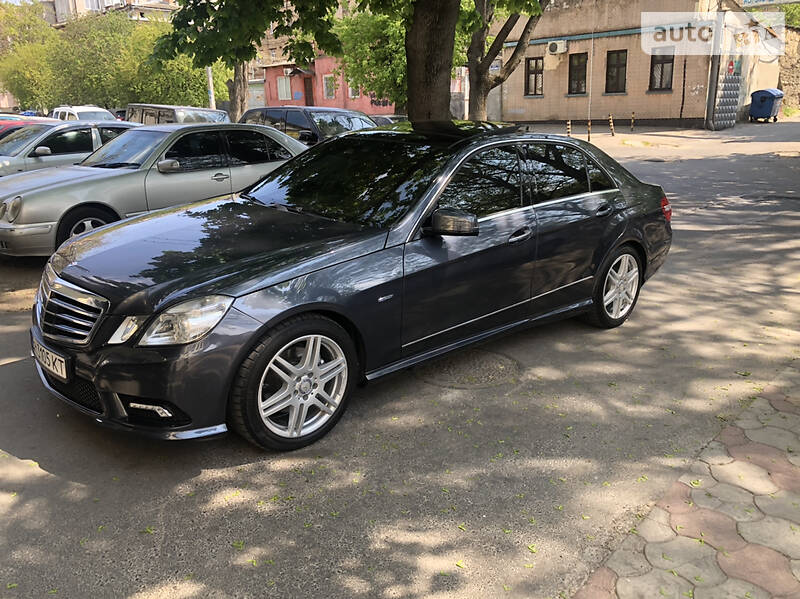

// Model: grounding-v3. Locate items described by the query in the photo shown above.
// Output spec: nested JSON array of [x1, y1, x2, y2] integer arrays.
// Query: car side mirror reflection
[[33, 146, 52, 157], [157, 158, 181, 174], [297, 130, 318, 144], [424, 208, 479, 237]]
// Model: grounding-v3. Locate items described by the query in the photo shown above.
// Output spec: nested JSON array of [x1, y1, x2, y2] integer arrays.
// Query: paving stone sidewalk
[[574, 363, 800, 599]]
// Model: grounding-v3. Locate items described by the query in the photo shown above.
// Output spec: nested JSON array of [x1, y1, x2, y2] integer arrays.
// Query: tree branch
[[491, 12, 540, 88], [480, 13, 520, 72]]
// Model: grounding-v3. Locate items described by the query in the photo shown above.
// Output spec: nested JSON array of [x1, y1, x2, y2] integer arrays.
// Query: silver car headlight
[[6, 196, 22, 222], [0, 201, 6, 220], [138, 295, 234, 346]]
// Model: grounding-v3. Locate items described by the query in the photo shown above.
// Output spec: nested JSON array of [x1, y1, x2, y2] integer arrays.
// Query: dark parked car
[[31, 121, 672, 450], [240, 106, 376, 144], [370, 114, 408, 126]]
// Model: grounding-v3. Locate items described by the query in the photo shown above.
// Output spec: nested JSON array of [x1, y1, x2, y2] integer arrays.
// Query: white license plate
[[32, 338, 68, 381]]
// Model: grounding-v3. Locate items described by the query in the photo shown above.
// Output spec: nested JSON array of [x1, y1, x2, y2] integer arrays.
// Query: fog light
[[128, 403, 173, 418]]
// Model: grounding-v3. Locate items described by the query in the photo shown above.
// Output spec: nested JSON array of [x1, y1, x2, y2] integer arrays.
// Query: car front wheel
[[584, 245, 642, 328], [229, 314, 358, 451]]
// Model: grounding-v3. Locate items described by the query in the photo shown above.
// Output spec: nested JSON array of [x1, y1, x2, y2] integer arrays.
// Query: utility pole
[[206, 66, 216, 110]]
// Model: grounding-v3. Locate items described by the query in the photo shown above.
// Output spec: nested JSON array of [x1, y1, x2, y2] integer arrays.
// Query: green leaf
[[231, 540, 245, 551]]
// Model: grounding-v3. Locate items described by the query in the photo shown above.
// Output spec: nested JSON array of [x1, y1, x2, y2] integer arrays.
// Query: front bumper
[[0, 221, 57, 256], [30, 306, 264, 441]]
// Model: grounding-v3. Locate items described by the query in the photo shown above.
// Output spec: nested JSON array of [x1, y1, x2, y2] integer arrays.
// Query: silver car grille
[[37, 264, 109, 345]]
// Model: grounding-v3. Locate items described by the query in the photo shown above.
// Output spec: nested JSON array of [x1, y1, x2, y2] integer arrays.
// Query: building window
[[323, 75, 336, 99], [649, 49, 674, 91], [568, 53, 588, 95], [277, 76, 291, 101], [605, 50, 627, 93], [525, 57, 544, 96], [348, 85, 360, 99]]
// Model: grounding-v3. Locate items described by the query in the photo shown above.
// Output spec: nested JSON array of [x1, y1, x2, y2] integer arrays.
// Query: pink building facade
[[262, 55, 396, 115]]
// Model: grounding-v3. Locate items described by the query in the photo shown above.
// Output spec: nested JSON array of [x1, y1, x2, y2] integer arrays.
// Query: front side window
[[42, 128, 93, 154], [164, 131, 226, 172], [284, 111, 312, 139], [323, 74, 336, 99], [277, 76, 292, 101], [521, 143, 590, 203], [226, 130, 286, 165], [437, 146, 523, 218], [650, 48, 674, 91], [525, 57, 544, 96], [568, 53, 588, 95], [606, 50, 627, 93], [246, 136, 450, 229]]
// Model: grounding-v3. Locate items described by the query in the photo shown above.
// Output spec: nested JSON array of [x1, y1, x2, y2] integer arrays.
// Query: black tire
[[229, 314, 359, 451], [582, 245, 643, 329], [55, 206, 118, 247]]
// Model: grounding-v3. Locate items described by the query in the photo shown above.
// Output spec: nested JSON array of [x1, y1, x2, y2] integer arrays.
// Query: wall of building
[[780, 27, 800, 108], [262, 56, 395, 115]]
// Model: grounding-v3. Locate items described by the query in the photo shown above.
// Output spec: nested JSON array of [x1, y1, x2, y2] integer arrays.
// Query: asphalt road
[[1, 122, 798, 599]]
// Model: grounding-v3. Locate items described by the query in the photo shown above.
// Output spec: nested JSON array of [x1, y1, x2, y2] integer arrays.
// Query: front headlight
[[138, 295, 234, 346], [0, 201, 6, 220], [6, 196, 22, 222]]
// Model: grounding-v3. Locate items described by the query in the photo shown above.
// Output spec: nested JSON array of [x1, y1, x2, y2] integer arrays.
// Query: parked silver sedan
[[0, 121, 138, 177], [0, 123, 307, 256]]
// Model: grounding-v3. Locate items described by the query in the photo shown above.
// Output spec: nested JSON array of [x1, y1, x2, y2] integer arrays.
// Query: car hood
[[0, 165, 126, 198], [55, 196, 388, 314]]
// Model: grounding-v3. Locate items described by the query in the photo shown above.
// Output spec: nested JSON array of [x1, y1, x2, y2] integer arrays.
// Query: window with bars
[[649, 49, 674, 91], [568, 53, 588, 95], [525, 57, 544, 96], [605, 50, 627, 93]]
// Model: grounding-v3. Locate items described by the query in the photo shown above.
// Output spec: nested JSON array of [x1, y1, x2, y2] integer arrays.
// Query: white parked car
[[49, 105, 117, 121]]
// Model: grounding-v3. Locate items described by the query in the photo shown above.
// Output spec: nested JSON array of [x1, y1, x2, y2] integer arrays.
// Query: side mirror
[[424, 208, 479, 237], [297, 130, 318, 144], [157, 158, 181, 173], [33, 146, 52, 157]]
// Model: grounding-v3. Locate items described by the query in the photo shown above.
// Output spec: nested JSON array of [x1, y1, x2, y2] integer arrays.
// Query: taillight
[[660, 197, 672, 223]]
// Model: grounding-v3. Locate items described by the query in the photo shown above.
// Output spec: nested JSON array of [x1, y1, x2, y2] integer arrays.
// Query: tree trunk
[[225, 62, 249, 122], [404, 0, 461, 121]]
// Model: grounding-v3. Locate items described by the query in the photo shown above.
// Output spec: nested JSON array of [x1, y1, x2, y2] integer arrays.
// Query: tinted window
[[587, 159, 616, 192], [82, 129, 168, 168], [309, 111, 376, 138], [284, 111, 312, 139], [42, 128, 94, 154], [165, 131, 226, 171], [522, 144, 590, 203], [227, 130, 275, 165], [242, 110, 264, 125], [99, 126, 126, 144], [76, 110, 115, 121], [266, 137, 292, 161], [247, 136, 450, 229], [264, 109, 284, 129], [438, 146, 523, 218]]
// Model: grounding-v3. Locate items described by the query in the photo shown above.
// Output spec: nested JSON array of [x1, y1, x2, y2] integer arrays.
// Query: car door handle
[[508, 226, 533, 244], [211, 172, 230, 182], [595, 203, 613, 218]]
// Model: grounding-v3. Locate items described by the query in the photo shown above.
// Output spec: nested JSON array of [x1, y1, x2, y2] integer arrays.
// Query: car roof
[[266, 106, 366, 114], [54, 105, 112, 111], [127, 103, 227, 113], [133, 123, 269, 133]]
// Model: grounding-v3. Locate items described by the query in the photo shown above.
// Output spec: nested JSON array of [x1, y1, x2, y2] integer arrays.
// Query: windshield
[[246, 135, 450, 229], [81, 129, 169, 168], [76, 110, 115, 121], [0, 124, 53, 156], [176, 109, 229, 123], [309, 111, 376, 138]]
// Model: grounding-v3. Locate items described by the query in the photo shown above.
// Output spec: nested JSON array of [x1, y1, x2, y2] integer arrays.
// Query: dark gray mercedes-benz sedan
[[31, 122, 672, 450]]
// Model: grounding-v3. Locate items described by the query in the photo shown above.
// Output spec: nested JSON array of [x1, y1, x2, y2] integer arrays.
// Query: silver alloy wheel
[[69, 217, 107, 238], [602, 253, 639, 320], [257, 334, 348, 438]]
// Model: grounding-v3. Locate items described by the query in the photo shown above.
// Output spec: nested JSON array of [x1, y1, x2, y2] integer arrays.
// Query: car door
[[520, 142, 621, 315], [23, 126, 94, 172], [143, 130, 232, 211], [224, 128, 294, 191], [401, 144, 536, 356]]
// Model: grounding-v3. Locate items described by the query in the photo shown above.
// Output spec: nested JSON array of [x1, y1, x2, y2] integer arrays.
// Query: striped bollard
[[631, 111, 635, 132], [587, 120, 591, 142], [566, 120, 572, 137], [609, 113, 616, 136]]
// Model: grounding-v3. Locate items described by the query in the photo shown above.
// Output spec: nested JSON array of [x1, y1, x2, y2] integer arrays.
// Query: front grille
[[44, 373, 103, 414], [38, 264, 108, 345]]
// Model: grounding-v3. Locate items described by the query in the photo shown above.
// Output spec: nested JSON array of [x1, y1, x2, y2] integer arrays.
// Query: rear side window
[[42, 128, 94, 154], [99, 127, 126, 144], [587, 159, 616, 192], [165, 131, 226, 171], [226, 130, 276, 165], [157, 110, 176, 124], [242, 110, 264, 125], [66, 112, 78, 121], [438, 146, 523, 218], [521, 143, 590, 203], [142, 110, 157, 125]]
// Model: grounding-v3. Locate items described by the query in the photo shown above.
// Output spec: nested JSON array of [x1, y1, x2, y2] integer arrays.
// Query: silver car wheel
[[69, 217, 107, 238], [602, 253, 639, 320], [257, 334, 348, 439]]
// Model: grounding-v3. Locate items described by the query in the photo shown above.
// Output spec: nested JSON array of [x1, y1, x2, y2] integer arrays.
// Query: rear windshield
[[76, 110, 115, 121], [309, 111, 376, 138], [81, 129, 169, 168], [0, 124, 53, 156], [175, 109, 229, 123], [246, 135, 449, 229]]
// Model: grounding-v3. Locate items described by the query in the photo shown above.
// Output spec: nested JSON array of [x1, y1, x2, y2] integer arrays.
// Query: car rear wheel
[[56, 206, 118, 247], [584, 245, 642, 329], [229, 314, 358, 451]]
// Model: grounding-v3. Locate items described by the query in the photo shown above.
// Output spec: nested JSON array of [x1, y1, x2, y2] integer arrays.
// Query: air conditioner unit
[[283, 68, 293, 76], [548, 40, 568, 54]]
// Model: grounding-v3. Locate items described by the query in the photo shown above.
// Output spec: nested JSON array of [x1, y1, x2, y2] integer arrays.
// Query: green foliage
[[0, 6, 230, 111], [0, 0, 57, 56], [782, 3, 800, 27]]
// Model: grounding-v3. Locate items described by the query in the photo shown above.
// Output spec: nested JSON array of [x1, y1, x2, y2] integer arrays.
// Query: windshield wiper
[[87, 162, 139, 169]]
